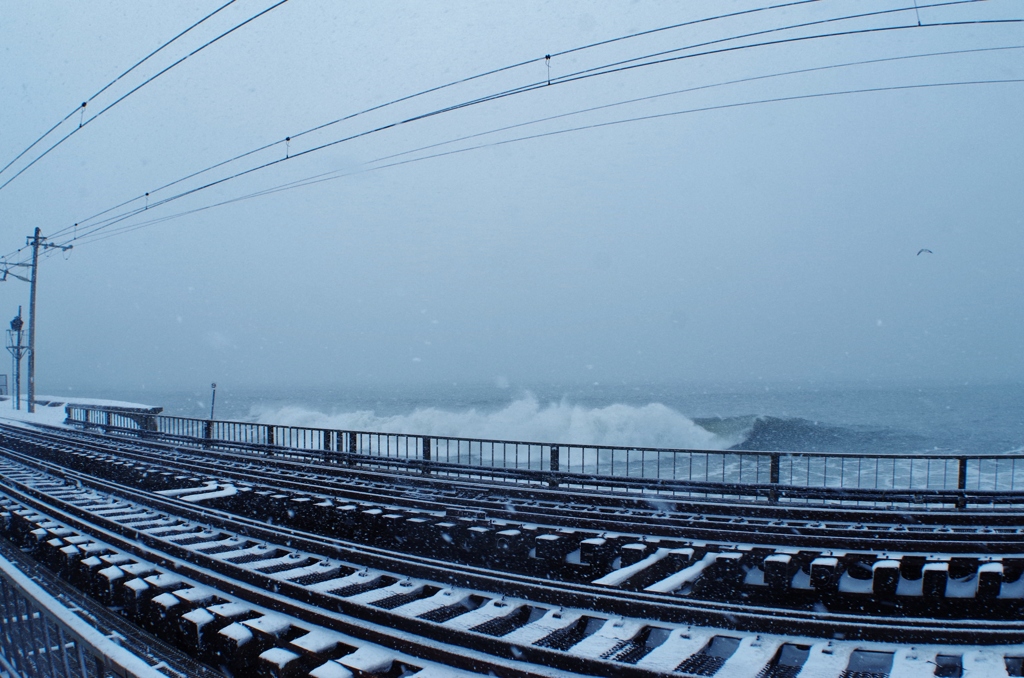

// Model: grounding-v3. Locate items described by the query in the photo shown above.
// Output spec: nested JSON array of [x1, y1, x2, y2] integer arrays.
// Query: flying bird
[[917, 249, 933, 256]]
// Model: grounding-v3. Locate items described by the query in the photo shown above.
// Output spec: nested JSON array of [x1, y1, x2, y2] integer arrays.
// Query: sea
[[63, 381, 1024, 456]]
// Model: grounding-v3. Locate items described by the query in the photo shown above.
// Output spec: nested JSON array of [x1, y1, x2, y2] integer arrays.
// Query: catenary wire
[[0, 0, 290, 194], [0, 0, 238, 180], [46, 0, 993, 244], [368, 44, 1024, 166], [75, 42, 1024, 247], [7, 3, 1016, 262], [45, 14, 1022, 251], [57, 74, 1024, 250], [44, 0, 831, 239], [369, 0, 991, 141]]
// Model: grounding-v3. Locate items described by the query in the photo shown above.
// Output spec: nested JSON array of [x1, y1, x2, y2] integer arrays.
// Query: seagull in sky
[[917, 249, 933, 256]]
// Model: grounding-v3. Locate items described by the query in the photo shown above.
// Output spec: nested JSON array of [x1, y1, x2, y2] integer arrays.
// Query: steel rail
[[0, 447, 1021, 647], [5, 425, 1023, 556], [16, 423, 1024, 518]]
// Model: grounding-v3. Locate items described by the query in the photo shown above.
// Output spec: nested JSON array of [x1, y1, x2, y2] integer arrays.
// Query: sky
[[0, 0, 1022, 394]]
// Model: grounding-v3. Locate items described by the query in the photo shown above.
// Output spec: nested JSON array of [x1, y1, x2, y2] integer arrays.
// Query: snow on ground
[[0, 395, 156, 428]]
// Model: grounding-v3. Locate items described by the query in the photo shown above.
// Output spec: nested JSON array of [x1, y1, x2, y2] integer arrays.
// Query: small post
[[204, 420, 213, 440], [770, 453, 781, 485], [422, 437, 431, 462], [958, 457, 968, 491], [321, 429, 332, 463], [266, 425, 275, 446], [549, 445, 560, 472], [345, 431, 357, 466]]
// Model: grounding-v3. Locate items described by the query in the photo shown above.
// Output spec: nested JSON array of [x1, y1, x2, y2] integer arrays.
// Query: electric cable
[[0, 0, 290, 194], [58, 74, 1024, 250], [0, 0, 239, 180], [47, 14, 1022, 250], [368, 44, 1024, 167], [83, 42, 1024, 247], [46, 0, 998, 244], [44, 0, 831, 238]]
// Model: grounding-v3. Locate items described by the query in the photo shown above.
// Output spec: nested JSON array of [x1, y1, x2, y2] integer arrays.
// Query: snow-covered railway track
[[0, 454, 659, 677], [4, 424, 1020, 553], [4, 425, 1024, 626], [3, 424, 1024, 676], [2, 453, 1024, 678], [6, 444, 1006, 642]]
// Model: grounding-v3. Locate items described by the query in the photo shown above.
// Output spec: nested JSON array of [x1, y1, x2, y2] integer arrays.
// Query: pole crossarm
[[0, 269, 30, 283]]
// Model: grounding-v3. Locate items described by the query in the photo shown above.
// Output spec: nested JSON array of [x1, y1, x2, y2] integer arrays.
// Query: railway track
[[1, 421, 1023, 677]]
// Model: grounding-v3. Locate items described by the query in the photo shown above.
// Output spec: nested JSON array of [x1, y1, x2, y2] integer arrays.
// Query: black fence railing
[[0, 551, 166, 678], [62, 405, 1024, 496]]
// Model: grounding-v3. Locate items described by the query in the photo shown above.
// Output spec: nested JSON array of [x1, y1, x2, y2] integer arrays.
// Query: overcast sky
[[1, 0, 1022, 394]]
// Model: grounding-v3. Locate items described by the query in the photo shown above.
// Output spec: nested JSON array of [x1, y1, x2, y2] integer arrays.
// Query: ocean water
[[65, 381, 1024, 456]]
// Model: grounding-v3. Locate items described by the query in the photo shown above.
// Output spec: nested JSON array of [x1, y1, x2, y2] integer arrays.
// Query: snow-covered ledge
[[0, 395, 157, 429]]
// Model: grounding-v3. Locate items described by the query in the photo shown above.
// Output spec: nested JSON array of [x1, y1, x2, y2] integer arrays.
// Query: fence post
[[323, 430, 332, 452], [422, 437, 432, 474], [956, 457, 969, 509], [204, 420, 213, 441], [547, 445, 560, 487], [266, 425, 275, 446], [767, 453, 781, 503], [349, 432, 357, 454]]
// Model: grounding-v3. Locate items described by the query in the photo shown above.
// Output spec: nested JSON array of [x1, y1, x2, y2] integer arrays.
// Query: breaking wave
[[250, 396, 922, 453], [250, 395, 737, 450], [698, 415, 920, 453]]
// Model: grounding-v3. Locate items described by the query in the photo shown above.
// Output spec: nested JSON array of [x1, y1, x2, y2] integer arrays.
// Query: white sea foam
[[250, 394, 736, 450]]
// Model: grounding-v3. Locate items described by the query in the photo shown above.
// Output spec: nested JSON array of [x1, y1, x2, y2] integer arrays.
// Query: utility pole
[[27, 229, 40, 413], [23, 229, 71, 414]]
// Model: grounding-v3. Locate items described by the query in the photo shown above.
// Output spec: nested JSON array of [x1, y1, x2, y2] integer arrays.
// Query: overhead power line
[[43, 43, 1024, 252], [0, 0, 290, 194], [391, 0, 991, 136], [44, 0, 992, 245], [50, 75, 1024, 252], [0, 0, 239, 181], [44, 0, 829, 241], [368, 44, 1024, 167], [3, 0, 1018, 265], [41, 12, 1022, 252]]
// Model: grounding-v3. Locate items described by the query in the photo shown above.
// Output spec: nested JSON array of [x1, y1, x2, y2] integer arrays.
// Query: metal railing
[[0, 552, 166, 678], [64, 405, 1024, 495]]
